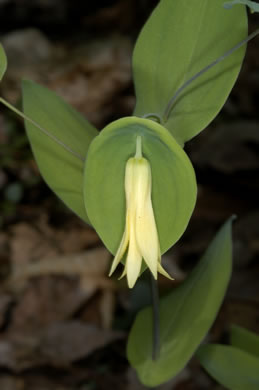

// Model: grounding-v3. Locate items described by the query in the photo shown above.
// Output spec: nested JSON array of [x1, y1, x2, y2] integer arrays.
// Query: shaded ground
[[0, 1, 259, 389]]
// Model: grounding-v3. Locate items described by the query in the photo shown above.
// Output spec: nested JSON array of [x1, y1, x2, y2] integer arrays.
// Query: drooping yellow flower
[[109, 136, 172, 288]]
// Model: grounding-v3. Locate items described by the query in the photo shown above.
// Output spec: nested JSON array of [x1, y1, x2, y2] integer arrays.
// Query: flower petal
[[134, 158, 159, 279], [109, 156, 135, 277], [109, 137, 173, 287], [126, 217, 143, 288], [109, 228, 129, 276], [157, 262, 174, 280], [136, 200, 159, 279]]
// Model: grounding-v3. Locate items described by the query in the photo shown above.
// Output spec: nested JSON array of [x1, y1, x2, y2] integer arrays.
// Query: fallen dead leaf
[[1, 28, 134, 128], [6, 247, 112, 291], [40, 320, 122, 367], [9, 216, 100, 267], [9, 222, 60, 266], [5, 247, 115, 333], [0, 320, 123, 372]]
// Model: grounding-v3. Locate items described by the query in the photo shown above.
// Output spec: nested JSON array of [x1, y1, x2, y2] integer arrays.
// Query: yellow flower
[[109, 136, 172, 288]]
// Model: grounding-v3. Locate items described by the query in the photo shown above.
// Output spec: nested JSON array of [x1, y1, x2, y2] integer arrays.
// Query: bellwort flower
[[109, 136, 172, 288]]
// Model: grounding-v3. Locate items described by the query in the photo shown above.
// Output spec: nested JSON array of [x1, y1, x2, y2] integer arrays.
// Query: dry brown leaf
[[0, 321, 123, 372], [5, 247, 115, 332], [9, 215, 100, 265], [40, 320, 122, 367], [7, 247, 112, 290], [9, 222, 59, 266], [1, 28, 133, 128], [8, 277, 87, 332]]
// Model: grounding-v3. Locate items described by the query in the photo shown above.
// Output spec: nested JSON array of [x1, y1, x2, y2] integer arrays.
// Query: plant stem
[[150, 272, 160, 360], [0, 97, 84, 161], [163, 28, 259, 122]]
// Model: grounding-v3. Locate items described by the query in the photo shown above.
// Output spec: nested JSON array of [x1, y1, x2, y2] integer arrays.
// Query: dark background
[[0, 1, 259, 389]]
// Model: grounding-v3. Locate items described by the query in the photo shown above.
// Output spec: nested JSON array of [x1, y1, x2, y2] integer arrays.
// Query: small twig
[[149, 272, 160, 360]]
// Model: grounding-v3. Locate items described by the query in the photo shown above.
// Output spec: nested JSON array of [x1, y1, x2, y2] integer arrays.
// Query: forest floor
[[0, 1, 259, 389]]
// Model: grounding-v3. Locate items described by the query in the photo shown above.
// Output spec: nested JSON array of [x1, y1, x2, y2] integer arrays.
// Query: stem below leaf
[[150, 272, 160, 361]]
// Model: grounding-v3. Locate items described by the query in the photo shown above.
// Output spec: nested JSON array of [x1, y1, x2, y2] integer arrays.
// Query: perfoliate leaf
[[127, 218, 233, 387], [133, 0, 247, 145], [84, 117, 197, 255], [224, 0, 259, 12], [230, 324, 259, 358], [0, 44, 7, 81], [197, 344, 259, 390], [22, 80, 98, 224]]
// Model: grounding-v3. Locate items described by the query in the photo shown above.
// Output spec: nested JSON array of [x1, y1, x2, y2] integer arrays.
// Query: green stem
[[150, 272, 160, 361], [0, 97, 84, 161], [142, 113, 162, 123], [135, 135, 142, 158], [163, 28, 259, 122]]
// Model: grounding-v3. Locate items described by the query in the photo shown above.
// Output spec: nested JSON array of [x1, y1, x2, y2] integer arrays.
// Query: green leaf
[[133, 0, 247, 145], [230, 324, 259, 358], [22, 80, 98, 223], [224, 0, 259, 12], [0, 43, 7, 81], [197, 344, 259, 390], [84, 117, 197, 255], [127, 218, 233, 387]]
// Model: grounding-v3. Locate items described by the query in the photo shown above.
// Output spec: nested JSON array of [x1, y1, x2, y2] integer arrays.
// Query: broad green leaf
[[0, 44, 7, 81], [22, 80, 98, 223], [197, 344, 259, 390], [224, 0, 259, 12], [84, 117, 197, 255], [230, 324, 259, 358], [127, 219, 233, 387], [133, 0, 247, 145]]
